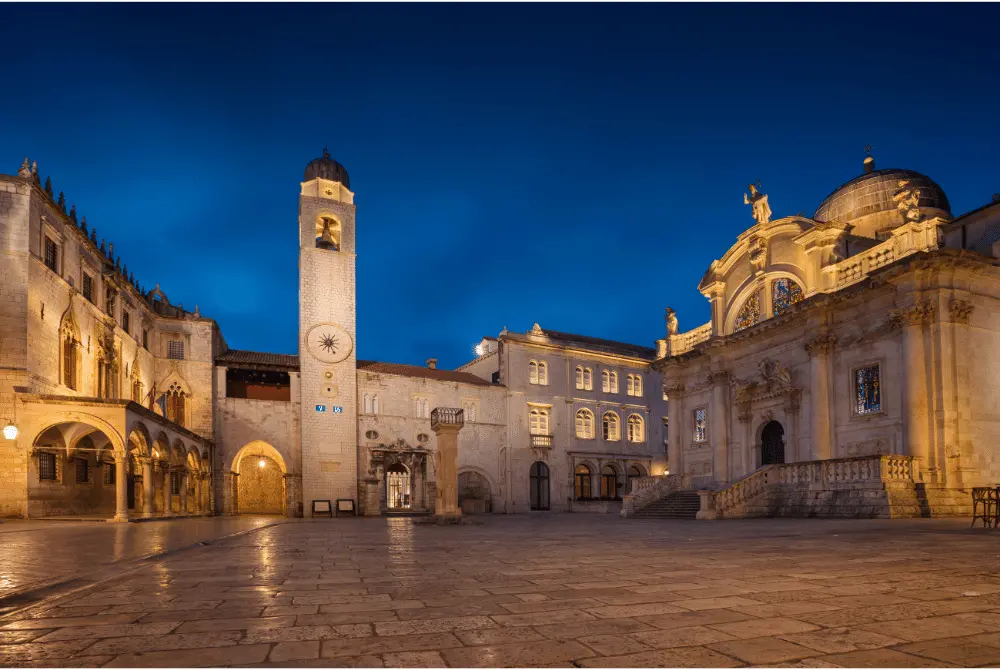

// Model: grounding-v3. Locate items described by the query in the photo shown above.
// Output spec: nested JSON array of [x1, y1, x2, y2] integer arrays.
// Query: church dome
[[304, 148, 350, 188], [813, 164, 950, 238]]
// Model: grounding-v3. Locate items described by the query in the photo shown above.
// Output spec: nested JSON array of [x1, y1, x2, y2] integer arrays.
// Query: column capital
[[663, 381, 686, 398], [892, 300, 935, 327], [804, 332, 837, 355], [948, 298, 974, 325], [708, 370, 731, 386]]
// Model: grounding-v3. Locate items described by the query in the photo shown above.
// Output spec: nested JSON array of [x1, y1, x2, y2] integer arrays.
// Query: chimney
[[426, 358, 438, 370]]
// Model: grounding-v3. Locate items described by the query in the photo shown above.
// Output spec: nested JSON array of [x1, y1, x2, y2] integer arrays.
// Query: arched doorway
[[529, 462, 549, 511], [386, 464, 411, 510], [458, 470, 492, 514], [232, 441, 288, 516], [600, 464, 619, 500], [761, 421, 785, 465]]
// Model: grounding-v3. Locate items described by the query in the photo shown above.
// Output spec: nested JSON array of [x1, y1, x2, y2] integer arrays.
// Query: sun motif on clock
[[305, 323, 353, 364]]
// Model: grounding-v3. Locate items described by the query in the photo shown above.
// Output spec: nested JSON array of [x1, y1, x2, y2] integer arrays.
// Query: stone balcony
[[430, 407, 464, 431]]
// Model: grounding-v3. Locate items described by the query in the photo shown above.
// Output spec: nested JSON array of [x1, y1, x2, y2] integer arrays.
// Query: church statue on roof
[[744, 181, 772, 226]]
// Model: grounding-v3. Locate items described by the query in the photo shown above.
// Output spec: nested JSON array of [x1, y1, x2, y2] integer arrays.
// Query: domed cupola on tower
[[813, 152, 951, 239], [301, 147, 353, 204]]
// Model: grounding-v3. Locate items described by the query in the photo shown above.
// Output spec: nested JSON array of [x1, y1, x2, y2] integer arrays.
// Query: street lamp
[[3, 420, 18, 441]]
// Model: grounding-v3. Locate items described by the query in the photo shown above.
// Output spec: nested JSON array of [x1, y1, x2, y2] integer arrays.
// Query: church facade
[[0, 152, 667, 520], [649, 154, 1000, 517]]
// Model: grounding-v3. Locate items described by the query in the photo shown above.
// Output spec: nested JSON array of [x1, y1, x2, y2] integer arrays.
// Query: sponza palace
[[1, 150, 998, 521]]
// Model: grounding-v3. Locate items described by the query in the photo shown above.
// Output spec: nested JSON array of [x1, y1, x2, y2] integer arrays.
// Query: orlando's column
[[431, 407, 464, 521]]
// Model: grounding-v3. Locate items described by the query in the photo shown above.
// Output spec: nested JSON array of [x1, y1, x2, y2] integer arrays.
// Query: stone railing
[[664, 322, 713, 358], [702, 455, 917, 519], [824, 219, 941, 292], [620, 473, 691, 517]]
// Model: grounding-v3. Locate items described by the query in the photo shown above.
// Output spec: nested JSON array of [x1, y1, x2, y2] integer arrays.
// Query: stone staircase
[[631, 491, 701, 519]]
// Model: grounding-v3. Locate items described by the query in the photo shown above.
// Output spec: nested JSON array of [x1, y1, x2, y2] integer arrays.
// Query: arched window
[[602, 412, 620, 441], [627, 414, 645, 443], [602, 370, 610, 393], [372, 394, 380, 414], [634, 375, 643, 396], [462, 401, 477, 423], [165, 383, 186, 427], [575, 408, 595, 439], [609, 371, 618, 393], [529, 360, 539, 384], [315, 216, 341, 250], [601, 464, 619, 500], [575, 366, 584, 390], [734, 291, 761, 332], [62, 332, 77, 390], [529, 408, 549, 435], [363, 393, 372, 414], [537, 361, 548, 385], [626, 374, 633, 396], [626, 465, 644, 494], [574, 464, 592, 500], [771, 277, 804, 316], [583, 367, 592, 390], [529, 462, 550, 511]]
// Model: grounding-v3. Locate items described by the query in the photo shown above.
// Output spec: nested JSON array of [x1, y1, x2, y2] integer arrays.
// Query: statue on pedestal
[[744, 181, 772, 226]]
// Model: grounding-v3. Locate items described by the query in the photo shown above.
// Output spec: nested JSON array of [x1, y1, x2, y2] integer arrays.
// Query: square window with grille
[[44, 237, 58, 272], [170, 471, 181, 495], [122, 311, 130, 335], [82, 274, 93, 302], [39, 452, 56, 481], [167, 340, 184, 360], [76, 458, 89, 483], [855, 363, 881, 415], [104, 462, 115, 485]]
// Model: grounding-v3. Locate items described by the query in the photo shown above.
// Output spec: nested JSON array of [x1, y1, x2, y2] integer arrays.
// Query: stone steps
[[633, 491, 700, 519]]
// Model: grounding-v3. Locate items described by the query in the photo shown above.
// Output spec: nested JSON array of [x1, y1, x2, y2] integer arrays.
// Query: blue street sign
[[332, 406, 343, 414], [315, 404, 326, 412]]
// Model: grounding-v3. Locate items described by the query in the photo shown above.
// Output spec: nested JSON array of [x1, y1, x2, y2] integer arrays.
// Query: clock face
[[305, 323, 353, 364]]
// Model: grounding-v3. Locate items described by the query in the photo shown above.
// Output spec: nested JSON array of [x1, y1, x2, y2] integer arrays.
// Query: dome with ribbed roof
[[813, 161, 950, 238], [304, 148, 350, 188]]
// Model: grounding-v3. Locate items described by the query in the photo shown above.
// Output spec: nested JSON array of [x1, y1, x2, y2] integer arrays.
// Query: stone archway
[[458, 470, 492, 514], [761, 420, 786, 465], [232, 442, 288, 516]]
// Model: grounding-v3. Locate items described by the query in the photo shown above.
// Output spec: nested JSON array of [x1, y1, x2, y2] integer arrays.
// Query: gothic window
[[44, 236, 58, 272], [372, 394, 380, 414], [413, 398, 429, 419], [609, 371, 618, 393], [363, 393, 372, 414], [528, 408, 549, 435], [771, 278, 804, 316], [574, 464, 592, 500], [601, 464, 619, 500], [627, 414, 645, 443], [855, 363, 881, 415], [602, 412, 620, 441], [167, 340, 184, 360], [165, 384, 186, 426], [462, 401, 477, 423], [694, 408, 707, 442], [76, 458, 89, 484], [38, 452, 56, 481], [82, 274, 93, 302], [575, 408, 595, 439], [734, 291, 761, 333], [62, 332, 77, 390]]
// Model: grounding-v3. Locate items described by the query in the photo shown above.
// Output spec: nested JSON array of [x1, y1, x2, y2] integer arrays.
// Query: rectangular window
[[44, 236, 58, 272], [104, 462, 115, 485], [694, 408, 707, 442], [82, 274, 93, 302], [142, 329, 149, 349], [122, 311, 130, 335], [167, 340, 184, 360], [76, 458, 89, 483], [170, 471, 181, 495], [855, 363, 881, 415], [39, 452, 56, 481], [529, 408, 549, 435]]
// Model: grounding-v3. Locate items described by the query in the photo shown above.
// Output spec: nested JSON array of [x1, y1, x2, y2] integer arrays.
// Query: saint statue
[[665, 308, 679, 335], [893, 180, 921, 225], [744, 182, 772, 226], [17, 157, 31, 178]]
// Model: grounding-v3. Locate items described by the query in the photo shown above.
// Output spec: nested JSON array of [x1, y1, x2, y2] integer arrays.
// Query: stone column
[[364, 476, 380, 516], [413, 456, 425, 510], [180, 471, 188, 515], [899, 303, 934, 482], [113, 452, 129, 523], [946, 299, 975, 486], [737, 406, 753, 475], [664, 382, 684, 476], [431, 408, 464, 521], [710, 372, 730, 484], [805, 333, 836, 461], [142, 457, 155, 518]]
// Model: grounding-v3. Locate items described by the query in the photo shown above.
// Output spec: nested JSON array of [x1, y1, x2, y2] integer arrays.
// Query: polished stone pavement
[[2, 515, 1000, 667]]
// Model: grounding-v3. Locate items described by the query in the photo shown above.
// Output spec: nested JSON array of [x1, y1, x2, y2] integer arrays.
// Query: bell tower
[[298, 148, 358, 515]]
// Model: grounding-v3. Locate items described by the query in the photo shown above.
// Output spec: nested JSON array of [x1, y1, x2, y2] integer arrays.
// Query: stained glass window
[[856, 364, 881, 415], [694, 408, 707, 442], [734, 292, 760, 332], [772, 278, 804, 316]]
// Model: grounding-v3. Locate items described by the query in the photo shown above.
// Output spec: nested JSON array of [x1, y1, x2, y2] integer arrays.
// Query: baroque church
[[0, 151, 667, 520], [639, 152, 1000, 519]]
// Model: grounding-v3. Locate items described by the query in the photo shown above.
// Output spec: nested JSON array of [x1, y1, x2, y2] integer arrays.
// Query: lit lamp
[[258, 459, 267, 469], [2, 420, 17, 441]]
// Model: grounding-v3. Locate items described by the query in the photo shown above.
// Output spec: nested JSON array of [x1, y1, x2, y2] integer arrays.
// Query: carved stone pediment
[[731, 359, 796, 404]]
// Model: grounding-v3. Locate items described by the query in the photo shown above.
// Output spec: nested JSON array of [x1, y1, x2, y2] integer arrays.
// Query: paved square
[[1, 515, 999, 667]]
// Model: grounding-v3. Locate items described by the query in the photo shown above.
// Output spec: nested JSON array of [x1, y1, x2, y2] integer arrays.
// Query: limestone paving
[[1, 515, 999, 667]]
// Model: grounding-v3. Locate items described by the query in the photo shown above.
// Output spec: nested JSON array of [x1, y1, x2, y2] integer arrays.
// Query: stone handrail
[[706, 455, 916, 519], [664, 322, 713, 358], [620, 474, 690, 517], [823, 219, 941, 292]]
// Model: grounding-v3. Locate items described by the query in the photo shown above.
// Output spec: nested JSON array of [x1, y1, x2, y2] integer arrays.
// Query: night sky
[[2, 4, 997, 369]]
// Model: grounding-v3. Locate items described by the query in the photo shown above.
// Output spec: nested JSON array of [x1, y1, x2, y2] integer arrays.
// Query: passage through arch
[[761, 420, 785, 466]]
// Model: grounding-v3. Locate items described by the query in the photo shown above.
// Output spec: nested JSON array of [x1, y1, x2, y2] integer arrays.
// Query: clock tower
[[298, 149, 358, 515]]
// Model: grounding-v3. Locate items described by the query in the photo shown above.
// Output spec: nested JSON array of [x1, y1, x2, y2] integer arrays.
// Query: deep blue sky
[[3, 4, 998, 369]]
